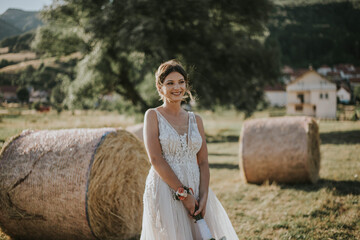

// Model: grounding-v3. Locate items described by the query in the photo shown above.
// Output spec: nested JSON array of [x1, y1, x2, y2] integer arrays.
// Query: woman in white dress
[[140, 60, 238, 240]]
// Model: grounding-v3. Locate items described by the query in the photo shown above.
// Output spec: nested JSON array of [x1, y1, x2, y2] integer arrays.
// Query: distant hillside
[[0, 19, 21, 40], [267, 1, 360, 68], [273, 0, 360, 7], [0, 8, 43, 41]]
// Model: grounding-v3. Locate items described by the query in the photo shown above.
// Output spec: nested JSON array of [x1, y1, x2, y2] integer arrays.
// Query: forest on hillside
[[267, 0, 360, 67]]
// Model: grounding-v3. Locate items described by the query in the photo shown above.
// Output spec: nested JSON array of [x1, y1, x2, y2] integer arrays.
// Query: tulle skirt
[[140, 167, 239, 240]]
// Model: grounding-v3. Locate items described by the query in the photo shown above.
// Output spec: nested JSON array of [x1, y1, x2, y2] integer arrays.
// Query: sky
[[0, 0, 53, 14]]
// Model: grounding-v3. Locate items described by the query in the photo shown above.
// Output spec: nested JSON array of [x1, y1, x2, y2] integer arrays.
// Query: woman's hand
[[193, 196, 207, 218], [182, 194, 198, 216]]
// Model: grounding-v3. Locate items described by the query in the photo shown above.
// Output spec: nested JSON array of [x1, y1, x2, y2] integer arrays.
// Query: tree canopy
[[267, 1, 360, 68], [34, 0, 280, 115]]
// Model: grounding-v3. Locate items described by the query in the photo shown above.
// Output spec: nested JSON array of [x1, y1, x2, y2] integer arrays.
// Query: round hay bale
[[0, 128, 150, 240], [125, 123, 143, 141], [239, 116, 320, 184]]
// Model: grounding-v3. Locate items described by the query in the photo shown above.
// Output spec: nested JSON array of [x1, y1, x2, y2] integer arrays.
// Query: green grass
[[0, 108, 359, 239], [204, 112, 360, 240]]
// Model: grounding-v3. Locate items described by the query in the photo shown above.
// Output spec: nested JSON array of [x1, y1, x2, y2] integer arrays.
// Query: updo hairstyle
[[155, 59, 194, 102]]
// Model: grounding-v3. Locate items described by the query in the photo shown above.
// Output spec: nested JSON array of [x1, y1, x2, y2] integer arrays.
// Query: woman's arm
[[144, 109, 198, 214], [193, 114, 210, 217]]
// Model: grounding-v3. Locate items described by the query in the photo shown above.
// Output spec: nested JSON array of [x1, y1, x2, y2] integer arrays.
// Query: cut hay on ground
[[239, 116, 320, 184], [0, 128, 149, 240]]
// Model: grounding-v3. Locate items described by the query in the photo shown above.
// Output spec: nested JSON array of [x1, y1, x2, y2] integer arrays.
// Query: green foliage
[[354, 86, 360, 102], [31, 26, 85, 57], [35, 0, 280, 115], [16, 86, 29, 103], [267, 1, 360, 67], [0, 59, 16, 68], [50, 74, 71, 113], [0, 31, 35, 52], [32, 101, 42, 111]]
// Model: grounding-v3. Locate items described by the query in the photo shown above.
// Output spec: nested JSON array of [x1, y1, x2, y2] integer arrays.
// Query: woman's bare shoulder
[[144, 108, 158, 120], [192, 112, 203, 124]]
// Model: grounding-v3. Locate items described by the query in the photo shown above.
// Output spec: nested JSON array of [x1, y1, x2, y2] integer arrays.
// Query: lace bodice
[[155, 109, 202, 165]]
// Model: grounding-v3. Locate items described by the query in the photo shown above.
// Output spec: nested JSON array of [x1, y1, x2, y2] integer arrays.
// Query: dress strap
[[189, 112, 197, 125]]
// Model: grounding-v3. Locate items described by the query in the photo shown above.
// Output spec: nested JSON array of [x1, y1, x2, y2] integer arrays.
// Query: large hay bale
[[239, 116, 320, 184], [0, 128, 150, 240]]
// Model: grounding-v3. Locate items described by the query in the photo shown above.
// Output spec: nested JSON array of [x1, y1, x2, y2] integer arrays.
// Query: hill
[[0, 19, 21, 40], [273, 0, 360, 7], [0, 9, 43, 41]]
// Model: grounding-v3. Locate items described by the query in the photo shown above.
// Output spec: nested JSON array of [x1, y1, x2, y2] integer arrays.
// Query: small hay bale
[[239, 116, 320, 184], [0, 128, 150, 240], [125, 123, 143, 141]]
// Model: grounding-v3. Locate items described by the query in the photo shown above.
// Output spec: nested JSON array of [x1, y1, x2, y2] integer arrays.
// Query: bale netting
[[0, 128, 150, 240], [239, 116, 320, 184]]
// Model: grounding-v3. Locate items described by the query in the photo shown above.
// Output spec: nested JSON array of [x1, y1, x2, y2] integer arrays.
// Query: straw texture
[[0, 128, 149, 240], [87, 129, 149, 239], [239, 116, 320, 184]]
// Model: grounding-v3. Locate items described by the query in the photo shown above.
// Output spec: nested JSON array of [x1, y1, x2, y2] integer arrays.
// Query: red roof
[[0, 85, 18, 93], [334, 64, 355, 71], [264, 84, 286, 91], [337, 83, 351, 92], [350, 77, 360, 83], [327, 71, 341, 77], [290, 69, 309, 78]]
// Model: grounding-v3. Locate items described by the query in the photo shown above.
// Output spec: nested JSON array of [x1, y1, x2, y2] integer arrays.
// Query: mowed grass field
[[0, 109, 359, 239]]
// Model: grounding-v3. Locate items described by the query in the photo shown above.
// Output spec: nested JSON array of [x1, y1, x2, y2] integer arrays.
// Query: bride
[[140, 60, 238, 240]]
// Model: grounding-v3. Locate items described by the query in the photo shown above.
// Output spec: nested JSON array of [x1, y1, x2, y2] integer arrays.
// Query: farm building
[[317, 65, 332, 76], [286, 70, 337, 119], [0, 85, 18, 103], [264, 84, 287, 107], [337, 86, 351, 104]]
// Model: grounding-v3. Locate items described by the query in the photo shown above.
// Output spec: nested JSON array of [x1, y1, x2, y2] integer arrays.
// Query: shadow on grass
[[320, 130, 360, 144], [279, 179, 360, 196], [209, 163, 239, 170], [206, 135, 239, 143], [208, 153, 237, 157], [206, 130, 360, 144]]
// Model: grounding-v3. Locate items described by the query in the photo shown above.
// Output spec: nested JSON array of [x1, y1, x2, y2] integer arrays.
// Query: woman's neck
[[162, 101, 182, 116]]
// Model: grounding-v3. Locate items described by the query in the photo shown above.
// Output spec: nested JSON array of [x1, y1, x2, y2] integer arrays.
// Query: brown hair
[[155, 59, 194, 102]]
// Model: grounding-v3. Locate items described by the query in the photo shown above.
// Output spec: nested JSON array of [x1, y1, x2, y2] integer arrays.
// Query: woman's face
[[159, 71, 186, 102]]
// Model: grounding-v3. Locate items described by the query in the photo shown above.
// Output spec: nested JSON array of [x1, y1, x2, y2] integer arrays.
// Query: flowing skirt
[[140, 167, 239, 240]]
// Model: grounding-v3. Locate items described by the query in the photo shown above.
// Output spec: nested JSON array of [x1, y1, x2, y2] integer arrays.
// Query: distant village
[[1, 63, 360, 119], [265, 64, 360, 119]]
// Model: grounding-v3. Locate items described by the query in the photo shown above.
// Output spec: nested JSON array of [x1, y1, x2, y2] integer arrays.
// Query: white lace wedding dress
[[140, 109, 239, 240]]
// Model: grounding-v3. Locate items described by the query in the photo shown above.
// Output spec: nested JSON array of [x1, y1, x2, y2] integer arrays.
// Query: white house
[[317, 65, 332, 76], [264, 84, 287, 107], [29, 89, 48, 103], [286, 70, 337, 119], [337, 87, 351, 104]]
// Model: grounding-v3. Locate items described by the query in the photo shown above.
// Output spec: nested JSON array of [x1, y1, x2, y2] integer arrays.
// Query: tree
[[354, 85, 360, 104], [16, 86, 29, 104], [35, 0, 280, 115], [267, 2, 360, 68]]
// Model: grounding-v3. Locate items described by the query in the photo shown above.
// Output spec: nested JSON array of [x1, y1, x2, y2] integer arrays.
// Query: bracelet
[[174, 186, 194, 201]]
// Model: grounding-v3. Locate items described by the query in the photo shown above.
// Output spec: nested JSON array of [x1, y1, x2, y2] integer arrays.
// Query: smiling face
[[158, 71, 186, 103]]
